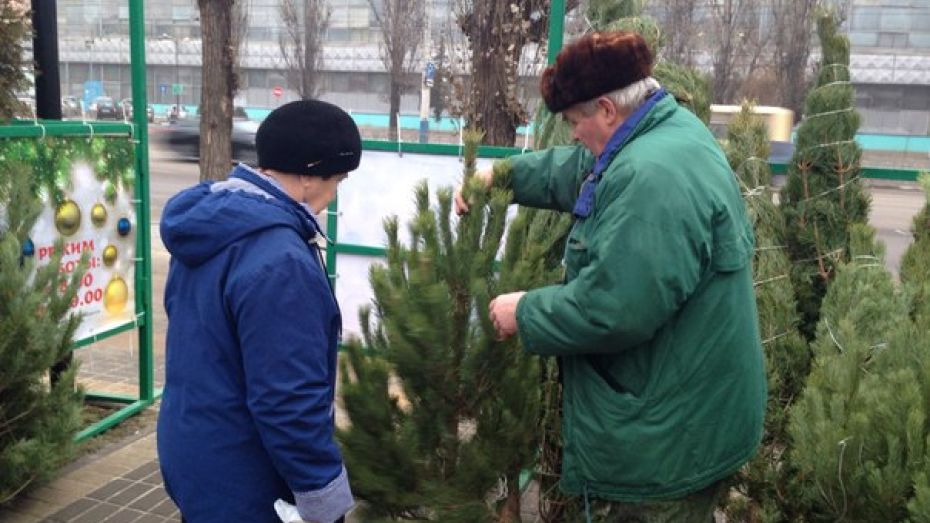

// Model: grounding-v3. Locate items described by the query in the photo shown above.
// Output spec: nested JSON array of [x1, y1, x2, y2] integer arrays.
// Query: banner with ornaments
[[2, 136, 138, 344]]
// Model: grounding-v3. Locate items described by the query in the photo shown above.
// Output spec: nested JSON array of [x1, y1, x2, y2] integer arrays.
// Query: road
[[147, 145, 926, 278]]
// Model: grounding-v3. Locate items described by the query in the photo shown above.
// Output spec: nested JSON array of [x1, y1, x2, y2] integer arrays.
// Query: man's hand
[[453, 166, 495, 215], [489, 291, 526, 340]]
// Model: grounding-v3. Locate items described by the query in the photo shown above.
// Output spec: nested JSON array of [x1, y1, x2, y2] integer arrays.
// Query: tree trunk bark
[[464, 1, 522, 147], [498, 488, 521, 522], [198, 0, 235, 181], [388, 82, 400, 142]]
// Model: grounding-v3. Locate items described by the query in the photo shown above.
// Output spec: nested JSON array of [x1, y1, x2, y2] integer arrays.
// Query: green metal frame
[[73, 0, 157, 442], [0, 0, 157, 442]]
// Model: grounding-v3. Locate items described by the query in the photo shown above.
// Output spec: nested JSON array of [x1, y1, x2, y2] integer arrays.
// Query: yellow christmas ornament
[[104, 276, 129, 314], [91, 203, 108, 227], [102, 244, 118, 267], [55, 200, 82, 236]]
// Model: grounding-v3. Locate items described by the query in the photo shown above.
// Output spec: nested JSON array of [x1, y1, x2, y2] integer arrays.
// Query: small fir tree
[[787, 224, 930, 521], [338, 129, 540, 521], [900, 173, 930, 329], [780, 11, 871, 338], [722, 103, 809, 522], [0, 141, 85, 504], [0, 0, 31, 120], [604, 16, 712, 124]]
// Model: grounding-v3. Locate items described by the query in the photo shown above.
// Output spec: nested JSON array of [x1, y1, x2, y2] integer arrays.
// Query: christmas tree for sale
[[0, 1, 31, 120], [900, 172, 930, 329], [780, 11, 870, 338], [338, 129, 541, 522], [603, 16, 712, 124], [722, 104, 809, 522], [0, 148, 85, 504], [787, 224, 930, 521]]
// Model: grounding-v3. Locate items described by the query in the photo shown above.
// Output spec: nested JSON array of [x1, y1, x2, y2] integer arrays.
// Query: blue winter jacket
[[157, 165, 352, 523]]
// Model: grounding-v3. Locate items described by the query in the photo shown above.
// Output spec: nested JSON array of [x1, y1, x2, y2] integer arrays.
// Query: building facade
[[51, 0, 930, 136]]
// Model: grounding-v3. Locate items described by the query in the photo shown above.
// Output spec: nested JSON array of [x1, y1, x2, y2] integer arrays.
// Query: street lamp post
[[174, 36, 180, 114], [85, 38, 94, 82]]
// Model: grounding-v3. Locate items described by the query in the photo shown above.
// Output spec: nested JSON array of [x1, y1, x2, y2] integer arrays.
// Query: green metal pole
[[129, 0, 155, 404], [547, 0, 566, 65]]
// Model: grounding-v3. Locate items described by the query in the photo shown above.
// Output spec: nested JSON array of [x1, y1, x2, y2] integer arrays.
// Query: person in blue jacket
[[157, 99, 359, 523]]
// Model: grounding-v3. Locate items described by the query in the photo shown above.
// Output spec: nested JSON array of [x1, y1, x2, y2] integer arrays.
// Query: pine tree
[[494, 160, 575, 522], [338, 129, 541, 521], [787, 224, 930, 521], [0, 139, 85, 503], [900, 172, 930, 330], [780, 11, 871, 338], [0, 0, 31, 120], [603, 16, 712, 124], [722, 104, 809, 522]]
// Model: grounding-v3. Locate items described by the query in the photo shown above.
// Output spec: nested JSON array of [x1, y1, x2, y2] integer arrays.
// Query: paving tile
[[107, 483, 154, 506], [45, 497, 98, 521], [149, 498, 180, 517], [86, 478, 133, 501], [70, 501, 121, 523], [128, 486, 170, 512], [103, 508, 146, 523], [124, 461, 160, 481], [130, 514, 167, 523], [140, 470, 163, 486]]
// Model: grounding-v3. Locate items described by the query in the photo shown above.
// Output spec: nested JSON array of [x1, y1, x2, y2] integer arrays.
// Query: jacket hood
[[160, 167, 322, 267]]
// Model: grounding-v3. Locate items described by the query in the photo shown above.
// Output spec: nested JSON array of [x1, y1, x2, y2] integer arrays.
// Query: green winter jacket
[[508, 95, 766, 501]]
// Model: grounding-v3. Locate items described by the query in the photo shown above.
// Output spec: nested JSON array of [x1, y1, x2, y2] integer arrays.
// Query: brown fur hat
[[540, 31, 654, 113]]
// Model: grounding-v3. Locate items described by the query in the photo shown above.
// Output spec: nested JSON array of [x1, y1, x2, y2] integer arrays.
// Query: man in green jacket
[[455, 31, 766, 521]]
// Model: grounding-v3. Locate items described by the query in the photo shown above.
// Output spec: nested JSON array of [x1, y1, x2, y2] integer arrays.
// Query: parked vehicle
[[119, 98, 155, 122], [154, 111, 259, 164], [91, 96, 122, 120], [61, 96, 81, 118]]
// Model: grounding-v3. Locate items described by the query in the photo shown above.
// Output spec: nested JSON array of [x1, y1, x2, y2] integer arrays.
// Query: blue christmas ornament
[[117, 217, 132, 237], [22, 238, 35, 257]]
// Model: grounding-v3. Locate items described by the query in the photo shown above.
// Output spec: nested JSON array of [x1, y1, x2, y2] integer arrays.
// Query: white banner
[[30, 156, 137, 344]]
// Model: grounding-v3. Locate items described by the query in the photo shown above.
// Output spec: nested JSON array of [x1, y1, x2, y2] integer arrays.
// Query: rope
[[824, 317, 845, 354], [762, 330, 793, 345], [803, 107, 856, 121], [796, 175, 861, 204], [754, 274, 789, 287]]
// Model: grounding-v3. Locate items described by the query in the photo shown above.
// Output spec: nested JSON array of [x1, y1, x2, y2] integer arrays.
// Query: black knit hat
[[256, 99, 362, 176]]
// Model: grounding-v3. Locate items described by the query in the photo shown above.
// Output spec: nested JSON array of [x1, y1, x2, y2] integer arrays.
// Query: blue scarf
[[572, 88, 667, 219]]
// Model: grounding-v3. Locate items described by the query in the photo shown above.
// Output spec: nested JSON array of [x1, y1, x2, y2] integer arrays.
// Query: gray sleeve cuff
[[294, 466, 354, 523]]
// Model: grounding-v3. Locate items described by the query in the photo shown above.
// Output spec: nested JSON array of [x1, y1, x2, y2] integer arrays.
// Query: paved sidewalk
[[0, 430, 179, 523]]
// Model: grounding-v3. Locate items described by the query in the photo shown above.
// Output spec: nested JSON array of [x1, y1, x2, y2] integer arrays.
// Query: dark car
[[155, 114, 258, 165], [119, 98, 155, 123], [92, 96, 122, 120]]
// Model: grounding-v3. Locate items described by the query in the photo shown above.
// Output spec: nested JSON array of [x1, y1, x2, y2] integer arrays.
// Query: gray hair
[[576, 77, 661, 116]]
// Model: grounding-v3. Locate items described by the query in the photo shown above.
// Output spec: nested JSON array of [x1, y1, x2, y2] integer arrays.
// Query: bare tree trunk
[[711, 0, 737, 103], [388, 81, 400, 141], [198, 0, 236, 181], [498, 488, 521, 522], [454, 0, 580, 146], [368, 0, 424, 143], [772, 0, 818, 116], [659, 0, 699, 67], [459, 1, 527, 146], [279, 0, 329, 100]]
